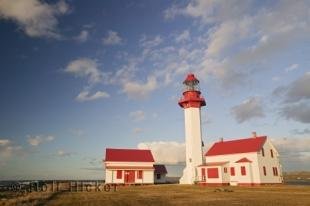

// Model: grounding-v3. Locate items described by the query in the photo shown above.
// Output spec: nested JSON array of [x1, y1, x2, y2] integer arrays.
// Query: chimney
[[219, 137, 224, 142], [252, 131, 257, 138]]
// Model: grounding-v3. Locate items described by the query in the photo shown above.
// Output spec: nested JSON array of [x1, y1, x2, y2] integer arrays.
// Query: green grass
[[1, 184, 310, 206]]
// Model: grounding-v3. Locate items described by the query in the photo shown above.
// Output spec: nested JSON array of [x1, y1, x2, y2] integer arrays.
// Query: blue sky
[[0, 0, 309, 180]]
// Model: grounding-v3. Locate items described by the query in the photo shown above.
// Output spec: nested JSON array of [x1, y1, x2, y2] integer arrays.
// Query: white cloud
[[272, 137, 310, 171], [57, 149, 72, 157], [74, 30, 89, 42], [137, 141, 185, 164], [75, 90, 110, 102], [102, 30, 122, 45], [0, 140, 22, 166], [140, 35, 163, 48], [0, 139, 10, 146], [0, 0, 69, 38], [64, 58, 103, 84], [231, 97, 265, 123], [280, 101, 310, 124], [175, 30, 190, 43], [27, 135, 55, 146], [285, 64, 299, 73], [129, 110, 145, 122], [122, 76, 157, 99], [163, 0, 310, 89], [46, 135, 55, 141]]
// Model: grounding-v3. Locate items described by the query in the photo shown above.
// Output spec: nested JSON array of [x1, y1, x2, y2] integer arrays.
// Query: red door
[[125, 170, 135, 183]]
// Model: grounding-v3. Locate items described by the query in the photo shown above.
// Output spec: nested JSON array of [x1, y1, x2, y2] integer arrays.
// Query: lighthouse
[[178, 73, 206, 184]]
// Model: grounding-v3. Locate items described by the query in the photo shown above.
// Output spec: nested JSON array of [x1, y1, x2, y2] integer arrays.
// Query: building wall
[[204, 152, 260, 184], [257, 140, 283, 183], [180, 107, 204, 184], [154, 173, 166, 184], [105, 161, 154, 184]]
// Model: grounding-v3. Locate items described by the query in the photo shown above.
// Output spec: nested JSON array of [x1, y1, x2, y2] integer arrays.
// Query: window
[[116, 170, 122, 179], [273, 167, 278, 176], [263, 166, 267, 176], [207, 168, 219, 178], [137, 170, 143, 179], [270, 149, 274, 158], [230, 167, 235, 176], [156, 174, 161, 179], [241, 166, 246, 176], [224, 167, 227, 173], [261, 148, 265, 157]]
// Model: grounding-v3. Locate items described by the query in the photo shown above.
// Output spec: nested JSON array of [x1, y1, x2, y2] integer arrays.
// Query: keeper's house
[[104, 148, 155, 184], [197, 133, 283, 186]]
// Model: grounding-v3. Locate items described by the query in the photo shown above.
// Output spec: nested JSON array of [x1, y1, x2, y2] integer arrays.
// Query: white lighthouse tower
[[178, 73, 206, 184]]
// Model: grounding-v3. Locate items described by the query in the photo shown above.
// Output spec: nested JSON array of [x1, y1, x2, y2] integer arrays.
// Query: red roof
[[235, 157, 252, 163], [154, 164, 167, 174], [205, 136, 267, 156], [183, 73, 199, 84], [105, 148, 155, 162]]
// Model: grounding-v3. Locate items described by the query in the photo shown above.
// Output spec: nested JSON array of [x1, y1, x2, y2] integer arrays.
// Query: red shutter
[[230, 167, 235, 176], [207, 168, 219, 178], [263, 166, 266, 176], [270, 149, 274, 158], [137, 170, 143, 179], [241, 166, 246, 176], [116, 170, 122, 179]]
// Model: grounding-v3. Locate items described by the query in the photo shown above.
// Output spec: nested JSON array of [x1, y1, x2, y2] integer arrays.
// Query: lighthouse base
[[179, 166, 195, 184]]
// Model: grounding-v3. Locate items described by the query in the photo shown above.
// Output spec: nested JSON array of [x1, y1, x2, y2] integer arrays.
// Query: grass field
[[1, 184, 310, 206]]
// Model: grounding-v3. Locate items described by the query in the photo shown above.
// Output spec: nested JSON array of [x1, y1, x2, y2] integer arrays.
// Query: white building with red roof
[[104, 148, 156, 184], [197, 132, 283, 186]]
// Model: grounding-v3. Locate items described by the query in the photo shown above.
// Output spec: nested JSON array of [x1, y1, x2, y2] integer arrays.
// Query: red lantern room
[[178, 73, 206, 109]]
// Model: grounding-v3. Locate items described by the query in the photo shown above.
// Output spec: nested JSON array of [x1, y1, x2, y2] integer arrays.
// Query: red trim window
[[270, 149, 274, 158], [230, 167, 235, 176], [241, 166, 246, 176], [224, 167, 227, 173], [137, 170, 143, 179], [263, 166, 267, 176], [261, 148, 265, 157], [116, 170, 122, 179]]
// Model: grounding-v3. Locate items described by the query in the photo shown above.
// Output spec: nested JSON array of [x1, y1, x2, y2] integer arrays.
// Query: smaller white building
[[197, 133, 283, 186], [154, 164, 168, 184], [104, 148, 155, 184]]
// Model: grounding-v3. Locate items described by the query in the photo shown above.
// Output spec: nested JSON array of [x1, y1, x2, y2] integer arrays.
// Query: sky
[[0, 0, 309, 180]]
